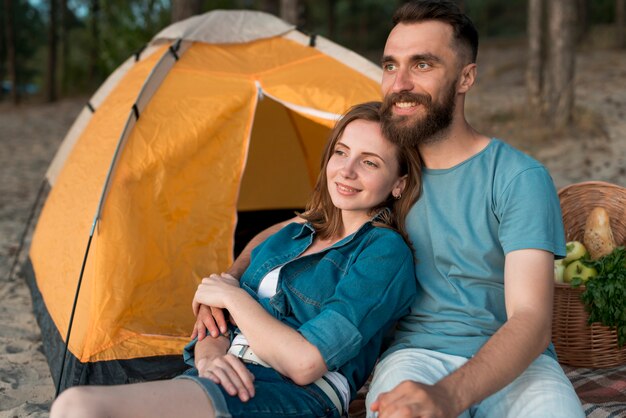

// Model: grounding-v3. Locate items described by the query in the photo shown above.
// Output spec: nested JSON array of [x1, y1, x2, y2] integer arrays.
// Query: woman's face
[[326, 119, 406, 223]]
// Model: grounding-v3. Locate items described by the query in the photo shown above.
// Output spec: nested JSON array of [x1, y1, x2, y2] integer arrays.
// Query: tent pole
[[55, 40, 189, 396], [55, 221, 96, 398]]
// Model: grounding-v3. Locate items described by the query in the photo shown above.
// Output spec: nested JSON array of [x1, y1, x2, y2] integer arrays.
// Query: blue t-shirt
[[385, 139, 566, 359]]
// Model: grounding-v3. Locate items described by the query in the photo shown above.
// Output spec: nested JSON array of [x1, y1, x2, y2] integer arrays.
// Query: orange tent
[[26, 10, 382, 391]]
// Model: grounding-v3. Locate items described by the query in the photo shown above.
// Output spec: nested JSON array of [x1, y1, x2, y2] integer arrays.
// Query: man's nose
[[392, 68, 414, 93]]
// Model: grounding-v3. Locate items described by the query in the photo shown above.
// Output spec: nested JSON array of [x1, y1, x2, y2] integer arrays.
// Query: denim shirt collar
[[292, 207, 391, 248]]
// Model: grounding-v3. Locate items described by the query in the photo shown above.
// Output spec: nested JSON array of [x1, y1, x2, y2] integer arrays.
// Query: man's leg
[[365, 348, 471, 418], [471, 354, 584, 418]]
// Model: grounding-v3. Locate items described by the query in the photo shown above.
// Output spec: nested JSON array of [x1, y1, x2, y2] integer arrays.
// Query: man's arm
[[192, 216, 302, 340], [372, 248, 554, 418]]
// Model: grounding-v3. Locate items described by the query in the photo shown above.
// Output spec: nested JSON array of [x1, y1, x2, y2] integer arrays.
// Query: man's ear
[[458, 63, 477, 93]]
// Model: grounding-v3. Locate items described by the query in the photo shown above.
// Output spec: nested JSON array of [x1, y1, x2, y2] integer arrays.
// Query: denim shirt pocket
[[268, 289, 291, 318], [282, 250, 348, 319]]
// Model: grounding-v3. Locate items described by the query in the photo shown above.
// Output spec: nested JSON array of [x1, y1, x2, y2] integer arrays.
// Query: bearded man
[[366, 2, 583, 417]]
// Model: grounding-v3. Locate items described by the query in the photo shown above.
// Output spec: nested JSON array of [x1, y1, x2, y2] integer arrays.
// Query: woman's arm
[[192, 217, 302, 340], [194, 274, 327, 385]]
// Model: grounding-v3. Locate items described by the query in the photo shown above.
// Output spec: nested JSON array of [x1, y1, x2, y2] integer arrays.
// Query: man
[[194, 1, 584, 417], [362, 2, 584, 417]]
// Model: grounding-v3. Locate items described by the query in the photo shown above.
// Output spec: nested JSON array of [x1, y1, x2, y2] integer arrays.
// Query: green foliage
[[5, 0, 624, 99], [464, 0, 527, 38], [576, 247, 626, 347], [590, 0, 618, 24], [97, 0, 170, 77], [302, 0, 401, 62], [1, 0, 46, 89]]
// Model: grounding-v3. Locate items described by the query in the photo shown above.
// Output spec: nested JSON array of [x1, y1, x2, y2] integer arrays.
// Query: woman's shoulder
[[360, 225, 412, 255]]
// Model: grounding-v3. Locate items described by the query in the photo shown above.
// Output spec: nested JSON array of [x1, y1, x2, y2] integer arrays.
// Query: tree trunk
[[618, 0, 625, 49], [526, 0, 545, 108], [4, 0, 19, 104], [547, 0, 576, 129], [280, 0, 301, 26], [46, 0, 59, 102], [171, 0, 202, 23], [0, 0, 6, 99], [328, 0, 336, 40], [60, 0, 69, 95], [88, 0, 100, 85], [258, 0, 279, 16], [576, 0, 589, 42]]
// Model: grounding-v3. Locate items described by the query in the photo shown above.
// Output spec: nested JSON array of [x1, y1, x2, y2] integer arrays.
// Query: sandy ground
[[0, 42, 625, 417]]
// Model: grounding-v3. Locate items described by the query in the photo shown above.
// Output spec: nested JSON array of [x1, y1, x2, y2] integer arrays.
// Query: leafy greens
[[572, 246, 626, 346]]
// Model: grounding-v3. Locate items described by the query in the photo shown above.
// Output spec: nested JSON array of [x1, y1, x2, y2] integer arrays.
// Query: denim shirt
[[236, 219, 417, 398]]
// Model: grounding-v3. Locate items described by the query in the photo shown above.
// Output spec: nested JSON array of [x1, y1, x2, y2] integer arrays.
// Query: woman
[[50, 101, 422, 418]]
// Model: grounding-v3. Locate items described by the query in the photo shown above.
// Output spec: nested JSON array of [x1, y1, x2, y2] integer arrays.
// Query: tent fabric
[[27, 9, 382, 391], [152, 9, 294, 45], [45, 44, 165, 185]]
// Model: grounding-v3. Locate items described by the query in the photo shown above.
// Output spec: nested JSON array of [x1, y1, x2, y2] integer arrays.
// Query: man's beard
[[381, 81, 457, 148]]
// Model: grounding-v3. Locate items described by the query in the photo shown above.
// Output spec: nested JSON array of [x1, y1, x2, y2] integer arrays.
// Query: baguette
[[583, 207, 616, 260]]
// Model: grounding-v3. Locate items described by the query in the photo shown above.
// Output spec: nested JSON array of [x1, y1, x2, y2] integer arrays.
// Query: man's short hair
[[393, 0, 479, 64]]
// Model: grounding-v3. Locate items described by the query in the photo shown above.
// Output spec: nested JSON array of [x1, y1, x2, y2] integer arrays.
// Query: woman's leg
[[50, 379, 216, 418]]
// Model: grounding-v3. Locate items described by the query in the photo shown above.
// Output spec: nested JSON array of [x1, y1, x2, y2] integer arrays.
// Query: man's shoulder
[[488, 138, 545, 171], [486, 138, 554, 188]]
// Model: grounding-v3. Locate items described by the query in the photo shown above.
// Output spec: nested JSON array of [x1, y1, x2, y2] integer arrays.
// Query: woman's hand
[[193, 273, 241, 311], [196, 354, 255, 402]]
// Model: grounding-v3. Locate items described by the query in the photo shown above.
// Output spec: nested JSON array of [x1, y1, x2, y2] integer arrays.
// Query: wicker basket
[[552, 181, 626, 368]]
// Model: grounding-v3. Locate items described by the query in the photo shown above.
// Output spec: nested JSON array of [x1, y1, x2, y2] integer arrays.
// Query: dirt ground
[[0, 41, 624, 417]]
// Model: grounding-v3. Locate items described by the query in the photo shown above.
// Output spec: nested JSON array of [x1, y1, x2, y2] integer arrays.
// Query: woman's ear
[[392, 175, 408, 198]]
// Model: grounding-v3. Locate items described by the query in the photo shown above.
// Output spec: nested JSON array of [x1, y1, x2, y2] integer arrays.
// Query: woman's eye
[[363, 160, 378, 168], [334, 149, 346, 157]]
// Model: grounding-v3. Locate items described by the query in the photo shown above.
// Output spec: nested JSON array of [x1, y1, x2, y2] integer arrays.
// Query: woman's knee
[[50, 386, 109, 418]]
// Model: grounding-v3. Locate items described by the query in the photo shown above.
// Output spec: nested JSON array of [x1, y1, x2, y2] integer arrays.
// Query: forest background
[[1, 0, 625, 119]]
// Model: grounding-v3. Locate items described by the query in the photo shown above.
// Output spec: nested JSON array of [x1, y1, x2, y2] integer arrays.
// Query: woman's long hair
[[300, 101, 422, 247]]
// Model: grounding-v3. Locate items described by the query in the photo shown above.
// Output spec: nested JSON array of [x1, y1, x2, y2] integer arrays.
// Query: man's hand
[[371, 380, 458, 418], [196, 354, 255, 402], [191, 304, 229, 340], [191, 273, 240, 340]]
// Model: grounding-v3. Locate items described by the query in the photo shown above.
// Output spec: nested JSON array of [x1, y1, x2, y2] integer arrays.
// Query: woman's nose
[[339, 159, 357, 178]]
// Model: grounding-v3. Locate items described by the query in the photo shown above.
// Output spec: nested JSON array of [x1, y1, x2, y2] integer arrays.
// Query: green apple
[[563, 241, 588, 265], [554, 260, 565, 283], [563, 260, 597, 283]]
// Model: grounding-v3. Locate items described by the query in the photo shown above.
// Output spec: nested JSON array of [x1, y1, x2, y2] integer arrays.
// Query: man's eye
[[383, 63, 397, 71], [417, 62, 431, 70]]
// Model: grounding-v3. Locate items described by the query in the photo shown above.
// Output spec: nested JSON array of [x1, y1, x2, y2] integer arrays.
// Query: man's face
[[380, 21, 461, 147]]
